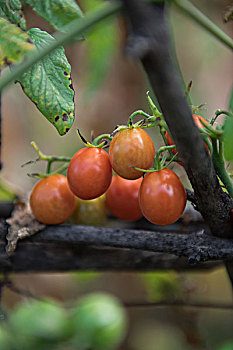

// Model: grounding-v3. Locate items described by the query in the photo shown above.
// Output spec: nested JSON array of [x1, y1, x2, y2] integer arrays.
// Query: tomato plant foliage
[[17, 28, 75, 136], [0, 0, 83, 135]]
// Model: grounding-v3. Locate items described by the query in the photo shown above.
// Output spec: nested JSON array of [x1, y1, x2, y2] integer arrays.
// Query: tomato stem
[[147, 91, 163, 119], [127, 110, 153, 127], [210, 110, 233, 126], [27, 164, 69, 179], [198, 119, 223, 139], [212, 138, 233, 198], [29, 142, 71, 165], [92, 133, 112, 147]]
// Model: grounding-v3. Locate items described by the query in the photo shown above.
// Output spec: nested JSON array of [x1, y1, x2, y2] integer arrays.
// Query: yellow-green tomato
[[71, 293, 128, 350], [70, 195, 106, 226]]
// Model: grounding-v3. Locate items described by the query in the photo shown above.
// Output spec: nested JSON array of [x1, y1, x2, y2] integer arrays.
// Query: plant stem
[[30, 141, 71, 163], [0, 0, 231, 92], [212, 139, 233, 198], [28, 164, 69, 179], [92, 133, 112, 147], [0, 2, 121, 92], [172, 0, 233, 50], [128, 110, 153, 126]]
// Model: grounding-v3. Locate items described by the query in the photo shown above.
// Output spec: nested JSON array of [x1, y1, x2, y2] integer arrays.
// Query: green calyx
[[132, 145, 178, 174]]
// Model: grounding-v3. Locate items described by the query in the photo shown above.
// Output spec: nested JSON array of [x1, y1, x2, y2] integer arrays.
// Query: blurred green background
[[1, 0, 233, 349]]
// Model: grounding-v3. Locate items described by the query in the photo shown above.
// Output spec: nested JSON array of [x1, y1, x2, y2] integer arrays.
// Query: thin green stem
[[92, 133, 112, 147], [160, 127, 175, 159], [212, 138, 233, 198], [0, 2, 121, 92], [30, 141, 71, 163], [172, 0, 233, 50], [28, 163, 69, 179], [127, 110, 153, 126], [46, 161, 52, 174], [209, 110, 232, 126]]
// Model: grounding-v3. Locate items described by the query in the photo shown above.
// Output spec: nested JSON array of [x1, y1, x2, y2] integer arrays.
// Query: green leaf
[[0, 17, 34, 67], [17, 28, 75, 136], [0, 0, 26, 30], [224, 116, 233, 161], [24, 0, 83, 36], [228, 87, 233, 112]]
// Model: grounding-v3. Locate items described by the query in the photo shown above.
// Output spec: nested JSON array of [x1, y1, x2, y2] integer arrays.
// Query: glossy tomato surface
[[30, 174, 76, 225], [165, 114, 209, 156], [106, 175, 142, 221], [109, 128, 155, 180], [67, 147, 112, 200], [139, 168, 186, 225]]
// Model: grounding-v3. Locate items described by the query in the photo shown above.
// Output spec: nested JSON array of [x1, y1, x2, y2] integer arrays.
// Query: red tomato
[[67, 147, 112, 200], [109, 128, 155, 180], [30, 174, 76, 225], [139, 168, 186, 225], [106, 175, 143, 221], [165, 114, 209, 156]]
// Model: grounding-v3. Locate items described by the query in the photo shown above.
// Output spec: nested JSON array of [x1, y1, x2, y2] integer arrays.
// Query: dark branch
[[0, 222, 232, 272], [121, 0, 233, 237], [186, 189, 196, 205]]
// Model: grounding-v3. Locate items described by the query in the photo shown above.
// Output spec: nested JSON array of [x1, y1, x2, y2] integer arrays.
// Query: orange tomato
[[106, 175, 142, 221], [109, 128, 155, 180], [30, 174, 76, 225]]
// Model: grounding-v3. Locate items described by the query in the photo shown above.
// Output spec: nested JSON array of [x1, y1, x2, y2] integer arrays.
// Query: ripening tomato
[[139, 168, 186, 225], [106, 175, 143, 221], [67, 147, 112, 200], [109, 127, 155, 180], [30, 174, 76, 225], [71, 195, 107, 226], [165, 114, 209, 156]]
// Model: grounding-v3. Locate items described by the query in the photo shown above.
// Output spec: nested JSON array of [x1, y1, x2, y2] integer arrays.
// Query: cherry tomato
[[109, 127, 155, 180], [139, 168, 186, 225], [67, 147, 112, 200], [106, 175, 142, 221], [165, 114, 209, 156], [71, 195, 107, 226], [30, 174, 76, 225]]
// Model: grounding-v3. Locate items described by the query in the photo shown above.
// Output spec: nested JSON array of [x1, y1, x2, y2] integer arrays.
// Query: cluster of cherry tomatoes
[[30, 124, 187, 227]]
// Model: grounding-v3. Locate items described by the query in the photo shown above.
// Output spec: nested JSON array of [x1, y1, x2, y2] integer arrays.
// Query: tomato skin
[[139, 168, 186, 225], [106, 175, 143, 221], [30, 174, 76, 225], [71, 195, 107, 226], [165, 114, 209, 156], [109, 128, 155, 180], [67, 147, 112, 200]]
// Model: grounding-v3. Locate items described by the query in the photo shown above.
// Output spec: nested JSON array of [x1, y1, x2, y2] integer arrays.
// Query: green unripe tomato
[[70, 293, 128, 350], [8, 299, 70, 343], [70, 195, 106, 226]]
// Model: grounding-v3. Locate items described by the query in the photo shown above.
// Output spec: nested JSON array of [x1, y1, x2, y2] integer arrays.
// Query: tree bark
[[0, 222, 232, 273]]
